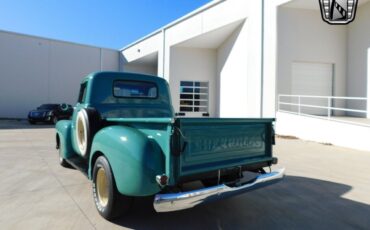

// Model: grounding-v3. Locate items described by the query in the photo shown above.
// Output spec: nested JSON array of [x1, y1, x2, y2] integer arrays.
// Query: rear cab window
[[113, 80, 157, 99]]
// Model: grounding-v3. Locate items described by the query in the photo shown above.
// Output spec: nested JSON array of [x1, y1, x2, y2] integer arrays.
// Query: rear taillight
[[156, 174, 169, 187]]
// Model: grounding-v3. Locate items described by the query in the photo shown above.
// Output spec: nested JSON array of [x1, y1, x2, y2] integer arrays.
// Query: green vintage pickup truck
[[55, 71, 284, 220]]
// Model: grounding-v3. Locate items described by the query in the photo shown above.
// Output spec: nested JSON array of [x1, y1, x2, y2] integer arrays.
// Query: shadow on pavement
[[112, 176, 370, 230]]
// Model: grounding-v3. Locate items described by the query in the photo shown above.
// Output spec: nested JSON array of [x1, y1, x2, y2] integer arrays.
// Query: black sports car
[[28, 104, 73, 124]]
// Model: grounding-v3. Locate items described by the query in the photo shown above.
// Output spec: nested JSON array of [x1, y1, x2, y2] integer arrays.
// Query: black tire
[[58, 144, 70, 168], [28, 120, 36, 124], [92, 156, 132, 220], [56, 135, 70, 168], [75, 108, 101, 159]]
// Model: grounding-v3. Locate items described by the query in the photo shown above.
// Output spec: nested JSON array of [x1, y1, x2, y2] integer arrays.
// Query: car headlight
[[47, 111, 53, 116]]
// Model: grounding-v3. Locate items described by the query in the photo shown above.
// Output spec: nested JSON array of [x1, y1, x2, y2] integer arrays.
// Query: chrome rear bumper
[[154, 168, 285, 212]]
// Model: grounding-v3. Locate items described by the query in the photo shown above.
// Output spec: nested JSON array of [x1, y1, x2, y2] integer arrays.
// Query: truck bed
[[172, 118, 275, 181]]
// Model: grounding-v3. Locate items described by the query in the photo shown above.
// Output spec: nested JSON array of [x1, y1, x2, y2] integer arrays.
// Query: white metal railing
[[278, 94, 369, 126]]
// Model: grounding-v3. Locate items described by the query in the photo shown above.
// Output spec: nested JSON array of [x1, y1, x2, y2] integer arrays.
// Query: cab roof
[[82, 71, 167, 85]]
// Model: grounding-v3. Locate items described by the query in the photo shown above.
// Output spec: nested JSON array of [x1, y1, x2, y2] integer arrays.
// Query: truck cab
[[56, 72, 284, 220]]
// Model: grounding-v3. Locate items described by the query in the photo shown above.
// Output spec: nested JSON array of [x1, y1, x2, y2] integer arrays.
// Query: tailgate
[[172, 118, 275, 178]]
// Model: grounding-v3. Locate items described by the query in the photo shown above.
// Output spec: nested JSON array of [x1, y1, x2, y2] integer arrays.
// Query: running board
[[65, 156, 88, 177]]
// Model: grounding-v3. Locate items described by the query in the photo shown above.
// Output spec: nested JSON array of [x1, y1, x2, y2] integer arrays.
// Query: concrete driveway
[[0, 120, 370, 229]]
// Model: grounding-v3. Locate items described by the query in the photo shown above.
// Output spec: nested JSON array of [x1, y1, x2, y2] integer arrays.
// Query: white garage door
[[291, 62, 333, 116]]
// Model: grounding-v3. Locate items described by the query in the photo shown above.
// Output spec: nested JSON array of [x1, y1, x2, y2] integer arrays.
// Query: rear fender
[[89, 126, 165, 196], [55, 120, 76, 159]]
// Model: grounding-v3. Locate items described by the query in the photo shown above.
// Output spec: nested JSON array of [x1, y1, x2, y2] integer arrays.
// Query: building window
[[179, 81, 209, 113]]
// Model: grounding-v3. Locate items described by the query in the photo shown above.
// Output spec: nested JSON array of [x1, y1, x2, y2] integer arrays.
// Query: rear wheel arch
[[90, 126, 164, 196], [90, 151, 117, 183], [90, 151, 104, 177]]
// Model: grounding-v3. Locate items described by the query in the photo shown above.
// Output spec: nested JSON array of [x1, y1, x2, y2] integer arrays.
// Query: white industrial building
[[0, 31, 120, 118], [1, 0, 370, 151]]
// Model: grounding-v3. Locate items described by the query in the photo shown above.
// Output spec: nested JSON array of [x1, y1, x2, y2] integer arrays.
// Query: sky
[[0, 0, 211, 49]]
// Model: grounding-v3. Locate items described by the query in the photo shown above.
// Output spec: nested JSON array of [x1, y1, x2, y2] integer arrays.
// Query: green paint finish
[[56, 120, 75, 159], [173, 118, 275, 178], [106, 117, 174, 124], [90, 125, 164, 196], [56, 71, 278, 197], [85, 72, 174, 118]]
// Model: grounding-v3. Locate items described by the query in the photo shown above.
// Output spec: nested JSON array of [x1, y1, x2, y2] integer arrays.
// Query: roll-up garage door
[[291, 62, 333, 116]]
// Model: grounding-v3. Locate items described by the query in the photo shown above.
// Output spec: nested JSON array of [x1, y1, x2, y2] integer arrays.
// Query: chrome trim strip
[[153, 168, 285, 212]]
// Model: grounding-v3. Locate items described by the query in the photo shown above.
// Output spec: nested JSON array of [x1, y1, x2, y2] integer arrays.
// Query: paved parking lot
[[0, 120, 370, 229]]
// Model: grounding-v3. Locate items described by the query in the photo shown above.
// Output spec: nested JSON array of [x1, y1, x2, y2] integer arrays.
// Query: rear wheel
[[28, 120, 36, 124], [92, 156, 132, 220]]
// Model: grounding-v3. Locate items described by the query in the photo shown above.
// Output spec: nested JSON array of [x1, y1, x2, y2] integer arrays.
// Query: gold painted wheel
[[93, 156, 133, 220], [96, 167, 109, 207]]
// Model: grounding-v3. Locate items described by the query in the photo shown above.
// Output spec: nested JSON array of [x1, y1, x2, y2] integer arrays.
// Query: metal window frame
[[179, 81, 209, 113]]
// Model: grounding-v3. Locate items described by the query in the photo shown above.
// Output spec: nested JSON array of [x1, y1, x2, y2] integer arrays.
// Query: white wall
[[217, 23, 250, 117], [121, 32, 162, 63], [263, 0, 292, 117], [0, 30, 119, 118], [48, 40, 101, 104], [163, 0, 256, 86], [102, 49, 120, 71], [276, 112, 370, 151], [277, 7, 347, 106], [347, 2, 370, 114], [123, 64, 157, 76], [368, 48, 370, 118], [120, 32, 164, 77], [0, 32, 49, 118], [164, 0, 250, 51], [121, 0, 265, 118], [169, 47, 217, 116]]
